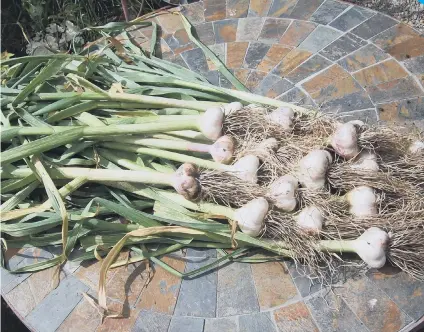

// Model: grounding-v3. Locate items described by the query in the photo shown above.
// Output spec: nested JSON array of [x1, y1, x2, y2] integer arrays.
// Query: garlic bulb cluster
[[172, 163, 200, 200], [296, 206, 324, 234], [234, 198, 269, 237], [346, 186, 377, 217], [353, 227, 389, 268], [268, 175, 298, 211], [298, 150, 333, 190]]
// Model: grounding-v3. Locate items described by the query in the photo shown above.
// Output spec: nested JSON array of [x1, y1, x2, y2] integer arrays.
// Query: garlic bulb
[[266, 107, 295, 132], [353, 227, 389, 268], [346, 186, 377, 217], [298, 150, 333, 190], [233, 155, 260, 183], [172, 165, 200, 200], [268, 175, 298, 211], [296, 206, 324, 234], [223, 102, 243, 115], [331, 123, 360, 159], [234, 198, 269, 237], [209, 135, 235, 164], [351, 150, 379, 172], [409, 140, 424, 154], [199, 107, 224, 140]]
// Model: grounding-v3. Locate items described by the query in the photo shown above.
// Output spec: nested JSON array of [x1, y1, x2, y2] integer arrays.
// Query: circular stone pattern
[[2, 2, 424, 332]]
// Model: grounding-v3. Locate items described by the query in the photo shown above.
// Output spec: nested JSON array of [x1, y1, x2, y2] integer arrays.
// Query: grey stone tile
[[329, 6, 375, 32], [194, 22, 216, 46], [238, 312, 277, 332], [310, 0, 350, 25], [174, 258, 217, 317], [258, 18, 291, 44], [132, 309, 171, 332], [168, 316, 204, 332], [186, 248, 217, 258], [204, 317, 238, 332], [208, 43, 226, 63], [219, 72, 234, 89], [278, 87, 316, 107], [226, 0, 249, 18], [181, 48, 209, 73], [285, 54, 332, 84], [285, 261, 323, 297], [367, 268, 424, 320], [204, 70, 220, 86], [181, 2, 205, 25], [268, 0, 298, 18], [248, 0, 273, 17], [338, 44, 389, 72], [26, 275, 89, 332], [243, 42, 271, 69], [265, 79, 295, 98], [341, 109, 379, 124], [367, 77, 424, 104], [298, 25, 343, 53], [351, 13, 398, 40], [306, 292, 368, 332], [403, 55, 424, 75], [321, 91, 375, 113], [320, 33, 366, 61], [170, 54, 189, 69], [253, 74, 282, 95], [236, 18, 264, 41], [289, 0, 325, 20], [217, 262, 259, 317]]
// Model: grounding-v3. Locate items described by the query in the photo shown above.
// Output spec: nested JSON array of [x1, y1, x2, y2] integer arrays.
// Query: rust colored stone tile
[[97, 302, 141, 332], [156, 13, 184, 34], [310, 75, 362, 104], [164, 29, 195, 55], [234, 69, 251, 84], [4, 280, 37, 318], [377, 97, 424, 130], [274, 301, 319, 332], [57, 294, 101, 332], [279, 21, 317, 47], [290, 0, 325, 20], [214, 19, 238, 43], [251, 262, 298, 309], [181, 2, 205, 25], [271, 48, 312, 77], [258, 18, 291, 44], [248, 0, 273, 17], [338, 44, 389, 72], [268, 0, 299, 18], [303, 64, 350, 94], [76, 259, 118, 290], [137, 257, 185, 314], [353, 59, 409, 88], [226, 42, 249, 69], [257, 44, 292, 72], [227, 0, 249, 18], [245, 70, 268, 91], [27, 266, 67, 306], [204, 0, 226, 22], [372, 23, 424, 61]]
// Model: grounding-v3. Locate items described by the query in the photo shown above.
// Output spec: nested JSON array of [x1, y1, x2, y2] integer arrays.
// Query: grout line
[[326, 4, 354, 26], [349, 57, 395, 75], [308, 0, 329, 20], [266, 0, 277, 17], [396, 57, 424, 93]]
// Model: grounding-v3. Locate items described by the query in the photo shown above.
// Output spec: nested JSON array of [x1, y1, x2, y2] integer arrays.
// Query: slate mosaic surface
[[2, 0, 424, 331]]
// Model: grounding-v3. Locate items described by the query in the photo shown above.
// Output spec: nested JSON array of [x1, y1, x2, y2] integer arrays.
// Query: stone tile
[[137, 257, 184, 314], [186, 248, 217, 258], [207, 43, 226, 70], [367, 77, 423, 104], [257, 44, 292, 72], [217, 262, 259, 317], [204, 317, 238, 332], [26, 275, 89, 332], [156, 13, 184, 34], [285, 261, 323, 297], [268, 0, 299, 18], [181, 2, 205, 25], [245, 70, 268, 91], [156, 38, 173, 58], [214, 19, 238, 44], [236, 18, 264, 42], [226, 42, 249, 69], [306, 292, 368, 332], [164, 29, 195, 55], [330, 6, 375, 32], [302, 64, 349, 94], [336, 277, 412, 332], [342, 109, 379, 124], [234, 69, 251, 84], [169, 316, 204, 332], [174, 258, 217, 317], [194, 22, 216, 46], [219, 72, 234, 89], [56, 292, 101, 332], [271, 48, 313, 77], [97, 302, 141, 332], [351, 13, 398, 40], [298, 25, 343, 53], [274, 301, 319, 332], [251, 262, 298, 310], [289, 0, 325, 20], [167, 54, 189, 69], [243, 42, 271, 69], [253, 74, 284, 96], [204, 70, 220, 86], [372, 23, 424, 61], [310, 75, 362, 104], [310, 0, 350, 25], [377, 97, 424, 130], [353, 59, 408, 88], [367, 268, 424, 320], [132, 309, 171, 332], [227, 0, 249, 18], [319, 33, 366, 61], [321, 91, 375, 113], [338, 44, 389, 72], [248, 0, 273, 17], [258, 18, 291, 44], [279, 87, 316, 107], [204, 0, 226, 22], [279, 21, 317, 47], [239, 312, 277, 332], [76, 259, 118, 290], [285, 54, 332, 84], [181, 48, 209, 73], [4, 279, 36, 318], [403, 55, 424, 76]]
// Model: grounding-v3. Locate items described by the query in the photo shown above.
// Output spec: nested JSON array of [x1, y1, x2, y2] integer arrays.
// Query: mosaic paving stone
[[207, 43, 226, 70], [353, 59, 408, 88], [274, 301, 319, 332], [310, 0, 350, 25], [285, 54, 332, 84], [132, 310, 171, 332], [321, 91, 375, 113], [168, 316, 204, 332], [302, 64, 350, 94], [98, 302, 141, 332], [258, 18, 291, 44], [253, 74, 284, 95], [156, 13, 184, 34], [164, 29, 194, 54], [278, 87, 316, 107], [285, 261, 323, 297], [243, 42, 271, 69], [271, 48, 313, 77], [310, 75, 362, 104], [226, 42, 249, 69], [226, 0, 249, 19], [342, 109, 379, 124], [204, 317, 238, 332], [181, 2, 205, 25], [248, 0, 273, 17], [238, 312, 277, 332], [298, 25, 343, 53], [234, 68, 251, 84], [181, 47, 209, 73], [4, 280, 37, 318], [204, 70, 220, 85], [213, 19, 238, 44], [257, 44, 292, 72], [351, 13, 398, 40], [403, 55, 424, 76], [366, 76, 424, 104], [245, 70, 268, 91], [268, 0, 299, 18], [329, 6, 375, 32], [289, 0, 325, 20], [377, 97, 424, 130], [194, 22, 216, 46], [319, 33, 366, 61], [338, 44, 389, 72], [236, 17, 264, 41], [279, 21, 317, 47], [219, 72, 234, 88], [204, 0, 226, 22], [185, 248, 217, 258]]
